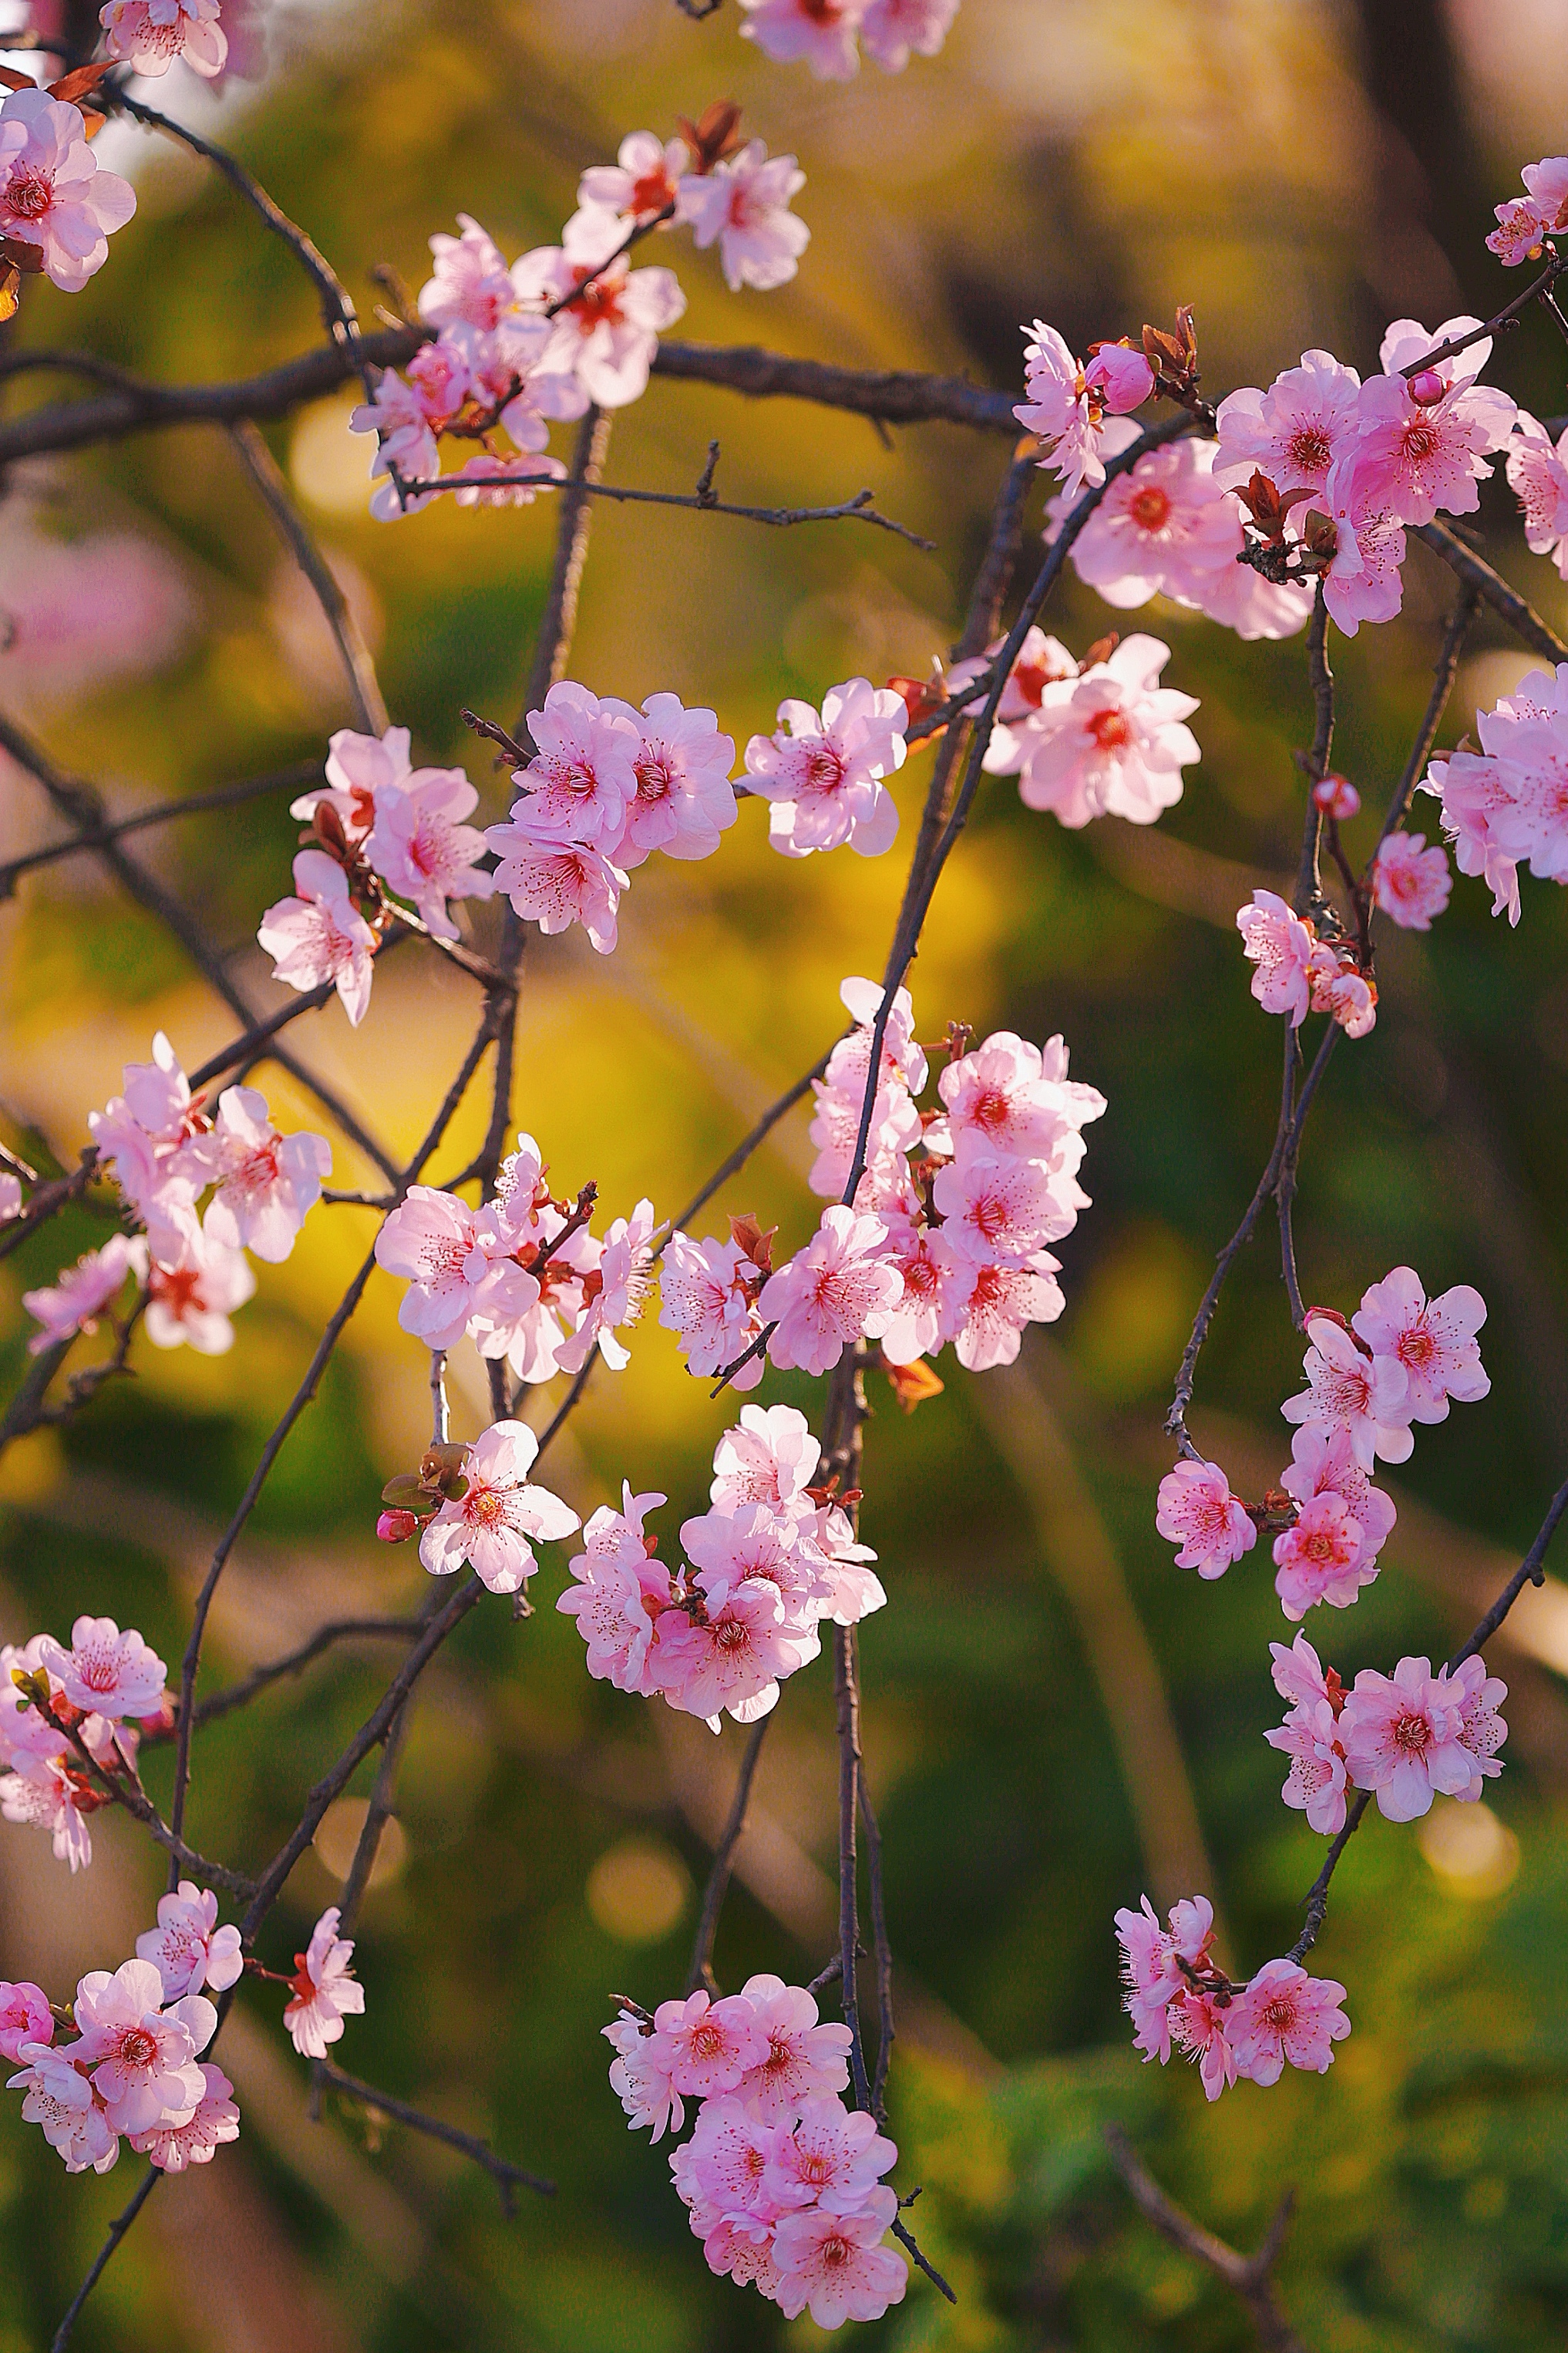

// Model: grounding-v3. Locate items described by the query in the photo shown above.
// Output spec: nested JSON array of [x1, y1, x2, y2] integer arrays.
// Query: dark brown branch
[[1398, 256, 1568, 378], [661, 1050, 835, 1246], [159, 1618, 424, 1735], [49, 2168, 160, 2353], [318, 2062, 553, 2212], [1292, 587, 1333, 915], [540, 200, 675, 317], [1368, 587, 1479, 869], [685, 1718, 772, 1996], [858, 1775, 894, 2123], [227, 421, 389, 734], [392, 466, 936, 548], [1105, 2126, 1311, 2353], [0, 1150, 99, 1267], [1416, 522, 1568, 664], [0, 762, 323, 897]]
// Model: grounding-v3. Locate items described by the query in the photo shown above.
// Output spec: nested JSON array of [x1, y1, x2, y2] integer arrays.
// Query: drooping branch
[[0, 762, 323, 897], [317, 2062, 554, 2213], [685, 1717, 772, 1995], [227, 420, 389, 734]]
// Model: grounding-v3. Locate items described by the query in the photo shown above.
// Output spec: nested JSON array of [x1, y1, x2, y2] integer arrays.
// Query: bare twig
[[0, 762, 323, 897], [1416, 522, 1568, 664], [1105, 2126, 1311, 2353], [49, 2168, 160, 2353], [389, 466, 937, 549], [318, 2062, 553, 2212], [685, 1718, 772, 1994], [228, 420, 389, 733]]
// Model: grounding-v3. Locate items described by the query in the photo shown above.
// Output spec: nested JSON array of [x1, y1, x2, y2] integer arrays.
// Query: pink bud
[[1408, 368, 1445, 406], [376, 1509, 419, 1543], [1311, 773, 1361, 820], [1084, 342, 1156, 415]]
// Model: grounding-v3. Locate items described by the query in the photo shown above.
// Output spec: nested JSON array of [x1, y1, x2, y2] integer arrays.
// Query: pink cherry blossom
[[556, 1199, 655, 1374], [647, 1577, 814, 1725], [597, 693, 738, 868], [948, 624, 1079, 727], [1269, 1630, 1344, 1715], [1265, 1697, 1349, 1835], [136, 1882, 244, 2000], [7, 2045, 117, 2173], [1488, 196, 1552, 266], [1521, 157, 1568, 224], [291, 725, 412, 842], [1213, 349, 1363, 503], [604, 2011, 685, 2140], [73, 1959, 212, 2134], [1015, 321, 1103, 500], [1236, 889, 1316, 1025], [0, 1757, 98, 1873], [0, 1982, 52, 2063], [1351, 317, 1516, 529], [445, 453, 567, 509], [1371, 830, 1451, 929], [1306, 942, 1378, 1038], [144, 1233, 254, 1355], [765, 2093, 896, 2214], [483, 811, 628, 954], [743, 679, 907, 858], [41, 1616, 165, 1722], [1114, 1891, 1216, 2062], [1339, 1657, 1473, 1820], [1165, 1985, 1236, 2101], [183, 1083, 331, 1263], [101, 0, 227, 74], [1505, 411, 1568, 579], [772, 2196, 907, 2328], [418, 1420, 580, 1594], [1282, 1314, 1414, 1469], [129, 2062, 239, 2172], [803, 1503, 887, 1625], [22, 1232, 146, 1356], [729, 1974, 852, 2121], [283, 1907, 365, 2059], [508, 681, 638, 848], [375, 1185, 506, 1348], [0, 88, 136, 293], [994, 635, 1200, 828], [365, 766, 496, 938], [759, 1207, 903, 1376], [1279, 1422, 1396, 1600], [557, 1489, 674, 1692], [1435, 1655, 1509, 1797], [512, 228, 685, 409], [1351, 1267, 1489, 1424], [1270, 1491, 1367, 1622], [860, 0, 958, 69], [1422, 745, 1523, 924], [416, 215, 520, 334], [577, 133, 690, 228], [1226, 1959, 1350, 2085], [874, 1217, 968, 1363], [934, 1029, 1105, 1162], [738, 0, 865, 80], [257, 849, 377, 1025], [648, 1990, 769, 2099], [1320, 450, 1409, 637], [682, 141, 810, 292], [932, 1139, 1078, 1262], [659, 1231, 765, 1390], [710, 1405, 822, 1512], [671, 2094, 776, 2221], [944, 1253, 1065, 1369], [1472, 712, 1568, 887], [86, 1031, 203, 1264], [682, 1502, 829, 1634], [1156, 1459, 1258, 1580]]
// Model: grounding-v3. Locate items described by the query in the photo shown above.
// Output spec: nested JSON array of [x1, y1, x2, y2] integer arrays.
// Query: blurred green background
[[3, 0, 1568, 2345]]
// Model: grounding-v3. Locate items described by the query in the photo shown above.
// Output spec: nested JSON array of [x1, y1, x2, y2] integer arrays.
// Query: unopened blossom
[[0, 1982, 52, 2063], [1339, 1657, 1473, 1820], [1352, 317, 1516, 530], [731, 1974, 853, 2121], [185, 1084, 331, 1263], [766, 2095, 897, 2213], [1213, 349, 1363, 503], [130, 2062, 240, 2172], [513, 225, 685, 409], [944, 1253, 1065, 1369], [743, 679, 907, 857], [1282, 1314, 1414, 1469], [8, 2045, 117, 2173], [738, 0, 864, 80], [1371, 830, 1452, 929], [934, 1029, 1105, 1163], [283, 1907, 365, 2059], [772, 2196, 907, 2328], [648, 1577, 816, 1725], [483, 813, 629, 954], [1436, 1655, 1509, 1797], [682, 141, 810, 293], [509, 681, 638, 848], [1236, 890, 1316, 1025], [1085, 341, 1156, 414], [419, 1420, 580, 1594], [1351, 1267, 1489, 1424], [1226, 1960, 1350, 2085], [1504, 411, 1568, 581], [996, 635, 1200, 828], [22, 1233, 146, 1357], [0, 89, 136, 293], [101, 0, 227, 74], [1156, 1459, 1258, 1580], [257, 849, 378, 1025], [136, 1883, 244, 2000], [660, 1231, 765, 1390], [710, 1404, 821, 1513], [1014, 321, 1102, 500], [144, 1234, 254, 1355], [859, 0, 958, 69], [1266, 1697, 1350, 1835], [365, 767, 496, 938], [759, 1207, 903, 1376], [41, 1617, 166, 1722], [74, 1958, 213, 2134], [597, 693, 738, 868], [1319, 452, 1409, 636], [932, 1140, 1078, 1262], [1306, 943, 1378, 1038], [577, 132, 690, 228], [647, 1989, 769, 2099]]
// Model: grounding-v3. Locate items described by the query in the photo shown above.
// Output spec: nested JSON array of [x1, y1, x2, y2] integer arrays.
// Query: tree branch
[[318, 2062, 553, 2213], [1104, 2126, 1311, 2353]]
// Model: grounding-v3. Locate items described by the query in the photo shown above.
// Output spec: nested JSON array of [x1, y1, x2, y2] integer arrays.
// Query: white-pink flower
[[418, 215, 518, 333], [934, 1028, 1105, 1163], [1226, 1959, 1350, 2085], [647, 1576, 815, 1726], [0, 1172, 20, 1224], [1236, 889, 1316, 1025], [944, 1254, 1065, 1369], [682, 1502, 829, 1635], [283, 1907, 365, 2059], [144, 1233, 255, 1355], [1282, 1314, 1414, 1469], [136, 1882, 244, 2001], [73, 1958, 212, 2134], [710, 1405, 822, 1513], [860, 0, 957, 69], [931, 1139, 1078, 1262], [291, 725, 412, 842], [86, 1031, 203, 1265], [183, 1082, 331, 1263], [759, 1207, 903, 1376], [874, 1218, 968, 1364], [772, 2196, 908, 2326], [0, 1757, 96, 1872], [994, 635, 1200, 828], [605, 2011, 685, 2140], [1265, 1697, 1349, 1835], [1351, 1266, 1489, 1424], [1371, 830, 1451, 929], [1015, 321, 1103, 501], [7, 2045, 118, 2173], [1213, 349, 1364, 503], [738, 0, 865, 79], [597, 692, 738, 868], [1155, 1459, 1258, 1580], [1305, 942, 1378, 1039], [671, 2094, 776, 2225], [129, 2061, 240, 2172], [1436, 1654, 1509, 1797], [1277, 1423, 1396, 1616], [1505, 411, 1568, 581], [1351, 317, 1516, 530], [647, 1989, 769, 2099], [41, 1616, 165, 1722], [257, 849, 378, 1025], [557, 1488, 674, 1692], [765, 2092, 896, 2213], [1270, 1493, 1368, 1624], [483, 812, 628, 954], [659, 1232, 766, 1390], [556, 1199, 655, 1374], [22, 1233, 146, 1357], [577, 133, 689, 228], [1339, 1657, 1472, 1820], [508, 681, 638, 848], [682, 141, 809, 293], [1320, 450, 1408, 637], [375, 1184, 515, 1348], [743, 679, 907, 858], [0, 89, 136, 293], [418, 1420, 580, 1594], [730, 1974, 852, 2122], [513, 227, 685, 409], [100, 0, 227, 76], [365, 766, 495, 939]]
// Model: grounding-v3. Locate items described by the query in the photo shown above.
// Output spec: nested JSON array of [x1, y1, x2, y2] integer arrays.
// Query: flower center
[[1399, 1326, 1437, 1368], [690, 2022, 728, 2056], [803, 747, 845, 793], [820, 2234, 851, 2267], [1088, 708, 1132, 750], [714, 1618, 752, 1653], [1392, 1708, 1431, 1754], [972, 1086, 1010, 1131], [1288, 426, 1332, 473], [1260, 1996, 1297, 2033], [117, 2028, 158, 2070], [1401, 419, 1441, 463], [1128, 485, 1171, 531], [6, 167, 53, 221], [79, 1657, 119, 1692], [466, 1486, 507, 1527], [568, 271, 624, 328], [629, 167, 675, 217], [634, 755, 673, 805]]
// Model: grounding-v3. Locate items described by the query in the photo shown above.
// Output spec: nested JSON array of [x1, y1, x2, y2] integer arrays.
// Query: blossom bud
[[376, 1509, 419, 1543], [1408, 368, 1446, 406], [1084, 341, 1156, 414], [1311, 773, 1361, 820]]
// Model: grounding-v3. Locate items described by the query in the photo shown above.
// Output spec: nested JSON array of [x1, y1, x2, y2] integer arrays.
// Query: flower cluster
[[1485, 153, 1567, 267], [1235, 889, 1378, 1038], [951, 627, 1200, 828], [739, 0, 957, 81], [351, 113, 807, 517], [2, 1957, 231, 2176], [1266, 1631, 1506, 1833], [604, 1978, 907, 2325], [1423, 660, 1568, 926], [1115, 1894, 1350, 2103], [0, 1618, 170, 1873], [557, 1407, 881, 1726]]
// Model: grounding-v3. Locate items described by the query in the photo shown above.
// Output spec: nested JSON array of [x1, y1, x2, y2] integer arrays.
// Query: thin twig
[[1368, 587, 1481, 868], [318, 2062, 553, 2212], [1292, 587, 1333, 915], [49, 2168, 160, 2353], [228, 420, 389, 733], [0, 762, 323, 897], [685, 1718, 771, 1994], [1104, 2126, 1311, 2353], [1416, 522, 1568, 664], [389, 468, 937, 549]]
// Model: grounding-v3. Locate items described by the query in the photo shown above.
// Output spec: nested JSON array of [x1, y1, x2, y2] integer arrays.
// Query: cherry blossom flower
[[765, 2094, 896, 2214], [365, 766, 496, 938], [86, 1032, 202, 1265], [1085, 342, 1156, 414], [416, 215, 522, 335], [1371, 830, 1452, 929], [136, 1883, 244, 2000], [556, 1199, 655, 1373], [1114, 1892, 1216, 2062], [283, 1907, 365, 2059], [605, 2013, 685, 2140], [647, 1578, 816, 1725], [647, 1990, 769, 2099], [446, 453, 567, 509], [671, 2095, 776, 2223], [1339, 1657, 1473, 1820], [1277, 1424, 1396, 1614], [1422, 745, 1523, 924], [41, 1617, 166, 1722], [597, 693, 738, 868], [257, 849, 378, 1025], [418, 1420, 580, 1594], [1282, 1314, 1414, 1469], [682, 1502, 829, 1634], [772, 2196, 907, 2328], [144, 1234, 255, 1355], [1306, 943, 1378, 1038], [738, 0, 864, 79], [0, 88, 136, 293], [697, 2211, 782, 2291], [1236, 890, 1316, 1025], [183, 1083, 331, 1263], [729, 1975, 853, 2122], [948, 624, 1079, 728], [682, 141, 809, 292], [932, 1140, 1078, 1262], [859, 0, 959, 69], [991, 635, 1200, 828], [0, 1757, 99, 1873], [944, 1253, 1065, 1369], [710, 1405, 822, 1513], [291, 725, 412, 842], [508, 681, 638, 848], [1435, 1655, 1509, 1797], [73, 1958, 213, 2134], [1505, 411, 1568, 579], [1351, 1267, 1489, 1424], [759, 1207, 904, 1376], [1269, 1630, 1342, 1715], [1213, 349, 1363, 503], [874, 1218, 967, 1363], [1270, 1492, 1370, 1623], [557, 1490, 675, 1692], [743, 679, 907, 858], [1351, 317, 1516, 530], [1519, 157, 1568, 224], [1226, 1960, 1350, 2085], [100, 0, 227, 75], [483, 812, 629, 954], [0, 1982, 52, 2063], [129, 2062, 240, 2172], [933, 1028, 1105, 1163], [375, 1185, 516, 1348], [803, 1503, 887, 1625], [513, 226, 685, 409], [1155, 1459, 1258, 1580], [1320, 451, 1409, 637], [22, 1232, 146, 1356], [1266, 1696, 1350, 1834], [1015, 321, 1102, 500], [1487, 197, 1552, 267], [7, 2045, 117, 2173], [577, 133, 690, 229], [659, 1232, 766, 1390]]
